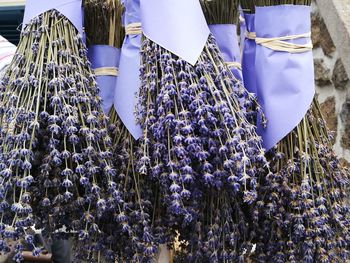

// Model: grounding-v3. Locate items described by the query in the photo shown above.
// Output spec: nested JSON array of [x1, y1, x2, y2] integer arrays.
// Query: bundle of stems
[[240, 0, 257, 14], [82, 1, 158, 262], [0, 10, 127, 262], [200, 0, 245, 83], [84, 0, 125, 124], [249, 1, 350, 262], [253, 101, 350, 262], [84, 0, 124, 48], [137, 34, 269, 262], [200, 0, 239, 25], [256, 0, 311, 5]]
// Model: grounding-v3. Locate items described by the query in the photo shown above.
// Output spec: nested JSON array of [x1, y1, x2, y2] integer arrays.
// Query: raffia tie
[[94, 67, 119, 77], [245, 31, 256, 40], [255, 32, 313, 53], [125, 22, 142, 35], [225, 62, 242, 70]]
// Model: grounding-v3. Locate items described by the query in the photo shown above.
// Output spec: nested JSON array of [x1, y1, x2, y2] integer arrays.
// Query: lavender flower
[[251, 101, 350, 262], [137, 34, 269, 260], [0, 10, 126, 260]]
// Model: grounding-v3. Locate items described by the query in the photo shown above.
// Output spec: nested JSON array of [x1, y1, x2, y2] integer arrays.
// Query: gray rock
[[314, 58, 332, 86], [332, 58, 349, 90], [320, 96, 337, 144]]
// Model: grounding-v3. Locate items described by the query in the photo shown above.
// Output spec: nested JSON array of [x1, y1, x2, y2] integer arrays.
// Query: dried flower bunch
[[137, 32, 268, 261], [200, 0, 245, 87], [84, 0, 124, 48], [82, 1, 158, 261], [200, 0, 239, 25], [240, 0, 257, 14], [247, 1, 350, 262], [0, 10, 131, 262], [252, 101, 350, 263]]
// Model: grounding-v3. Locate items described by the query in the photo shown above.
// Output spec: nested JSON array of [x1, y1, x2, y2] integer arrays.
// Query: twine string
[[247, 31, 313, 53], [94, 67, 119, 77], [245, 31, 256, 40], [255, 32, 312, 53], [225, 61, 242, 70], [125, 22, 142, 35]]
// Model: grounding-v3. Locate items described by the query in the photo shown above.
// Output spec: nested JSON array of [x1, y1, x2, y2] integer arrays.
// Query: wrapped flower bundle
[[138, 1, 269, 261], [200, 0, 259, 129], [0, 4, 126, 261], [248, 1, 350, 262], [85, 0, 124, 116], [253, 102, 350, 262], [200, 0, 243, 81], [82, 0, 158, 262], [240, 0, 257, 96], [84, 0, 124, 49], [1, 0, 348, 262]]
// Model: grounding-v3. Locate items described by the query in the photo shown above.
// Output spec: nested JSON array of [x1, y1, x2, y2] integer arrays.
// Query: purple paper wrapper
[[242, 13, 256, 95], [114, 0, 142, 139], [209, 24, 243, 81], [141, 0, 210, 65], [239, 7, 246, 51], [23, 0, 83, 36], [88, 45, 121, 114], [255, 5, 315, 151]]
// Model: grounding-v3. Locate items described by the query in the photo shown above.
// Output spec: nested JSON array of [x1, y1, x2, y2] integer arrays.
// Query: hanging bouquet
[[82, 0, 158, 261], [200, 0, 243, 81], [85, 0, 124, 115], [0, 1, 130, 261], [138, 0, 269, 261], [245, 1, 350, 262], [200, 0, 259, 128], [240, 0, 257, 96]]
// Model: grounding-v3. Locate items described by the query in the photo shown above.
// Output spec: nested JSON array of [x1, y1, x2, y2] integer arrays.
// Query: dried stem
[[200, 0, 240, 24], [84, 0, 125, 48]]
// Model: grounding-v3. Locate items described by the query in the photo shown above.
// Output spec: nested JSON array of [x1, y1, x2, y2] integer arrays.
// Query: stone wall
[[312, 1, 350, 163]]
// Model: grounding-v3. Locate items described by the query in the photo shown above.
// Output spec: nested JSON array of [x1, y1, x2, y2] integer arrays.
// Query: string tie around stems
[[125, 22, 142, 35], [94, 67, 119, 76], [225, 61, 242, 70], [245, 31, 256, 40], [255, 32, 313, 53]]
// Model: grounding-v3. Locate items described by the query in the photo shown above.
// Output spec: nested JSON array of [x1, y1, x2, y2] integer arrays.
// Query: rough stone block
[[311, 12, 321, 47], [319, 17, 336, 56], [314, 58, 332, 86], [341, 97, 350, 150], [320, 96, 337, 144], [332, 58, 349, 90]]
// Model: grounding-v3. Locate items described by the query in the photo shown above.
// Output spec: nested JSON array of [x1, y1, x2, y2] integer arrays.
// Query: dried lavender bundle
[[138, 35, 268, 261], [201, 0, 239, 24], [0, 11, 129, 262], [84, 0, 125, 158], [200, 0, 244, 84], [253, 100, 350, 263], [84, 0, 124, 48], [82, 1, 158, 261], [240, 0, 259, 99], [240, 0, 257, 14], [250, 1, 350, 262]]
